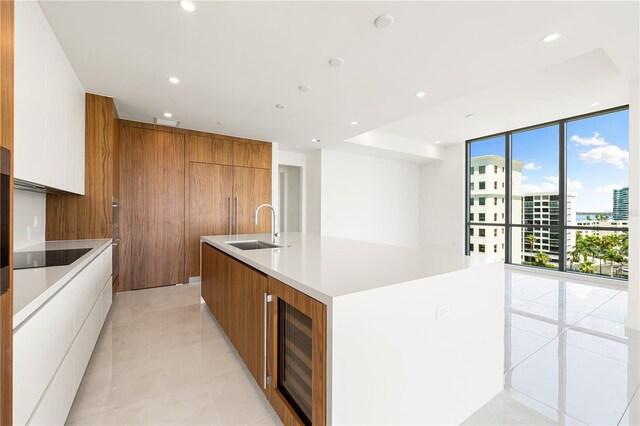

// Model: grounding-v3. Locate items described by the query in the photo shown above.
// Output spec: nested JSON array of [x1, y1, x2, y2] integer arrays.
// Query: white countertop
[[202, 233, 499, 305], [13, 239, 112, 328]]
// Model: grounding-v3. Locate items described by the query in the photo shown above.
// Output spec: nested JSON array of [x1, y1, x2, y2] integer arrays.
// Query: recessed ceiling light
[[350, 121, 358, 125], [466, 114, 476, 119], [275, 104, 287, 109], [311, 138, 320, 143], [168, 76, 180, 84], [541, 32, 561, 43], [163, 112, 173, 118], [329, 57, 344, 67], [416, 91, 426, 98], [298, 84, 312, 92], [435, 141, 441, 144], [374, 15, 394, 29], [179, 1, 196, 12], [591, 102, 601, 106]]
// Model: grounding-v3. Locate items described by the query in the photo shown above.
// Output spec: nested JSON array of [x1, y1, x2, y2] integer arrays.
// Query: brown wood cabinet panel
[[228, 256, 267, 385], [267, 277, 326, 426], [189, 135, 215, 163], [187, 163, 233, 278], [214, 138, 234, 165], [120, 123, 185, 290], [0, 1, 13, 422], [234, 167, 272, 234], [46, 94, 119, 240], [234, 142, 271, 169]]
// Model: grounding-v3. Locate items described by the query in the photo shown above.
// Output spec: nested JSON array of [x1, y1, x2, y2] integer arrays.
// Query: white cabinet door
[[27, 348, 75, 426], [14, 1, 46, 185], [15, 0, 85, 194], [44, 29, 67, 191], [66, 73, 85, 195], [13, 282, 75, 426]]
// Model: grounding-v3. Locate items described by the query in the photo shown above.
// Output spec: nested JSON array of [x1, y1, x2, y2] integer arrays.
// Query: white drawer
[[72, 255, 100, 336], [14, 281, 75, 426]]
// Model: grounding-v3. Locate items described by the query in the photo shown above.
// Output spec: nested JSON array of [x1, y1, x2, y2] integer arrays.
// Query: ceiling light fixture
[[466, 114, 476, 119], [541, 32, 561, 43], [179, 1, 196, 12], [275, 104, 287, 109], [298, 84, 312, 92], [416, 91, 426, 98], [350, 121, 358, 125], [435, 141, 441, 144], [329, 57, 344, 67], [168, 76, 180, 84], [311, 138, 320, 143], [591, 102, 601, 106], [163, 112, 173, 118], [374, 15, 394, 29]]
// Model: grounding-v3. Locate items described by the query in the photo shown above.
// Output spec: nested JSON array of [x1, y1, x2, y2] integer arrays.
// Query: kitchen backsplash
[[14, 189, 46, 250]]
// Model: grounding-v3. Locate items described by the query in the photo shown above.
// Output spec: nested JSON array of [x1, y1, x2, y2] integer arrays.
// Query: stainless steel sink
[[226, 240, 282, 250]]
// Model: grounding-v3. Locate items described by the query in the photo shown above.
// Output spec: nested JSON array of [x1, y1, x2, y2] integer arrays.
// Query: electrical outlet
[[436, 304, 450, 320]]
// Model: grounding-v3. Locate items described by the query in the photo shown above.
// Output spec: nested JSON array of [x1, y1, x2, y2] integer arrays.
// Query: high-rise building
[[613, 187, 629, 220], [521, 193, 576, 266], [468, 155, 522, 261]]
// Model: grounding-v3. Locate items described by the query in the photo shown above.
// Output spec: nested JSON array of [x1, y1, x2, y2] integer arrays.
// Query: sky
[[470, 109, 629, 212]]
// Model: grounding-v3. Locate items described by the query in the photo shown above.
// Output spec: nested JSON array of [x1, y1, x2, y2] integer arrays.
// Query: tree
[[534, 251, 550, 268], [586, 215, 592, 221], [570, 232, 587, 269], [579, 260, 597, 274], [527, 234, 536, 252]]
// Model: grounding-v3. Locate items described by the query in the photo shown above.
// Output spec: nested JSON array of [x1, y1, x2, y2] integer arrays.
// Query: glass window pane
[[469, 135, 506, 224], [468, 225, 506, 261], [566, 229, 628, 279], [511, 226, 560, 270]]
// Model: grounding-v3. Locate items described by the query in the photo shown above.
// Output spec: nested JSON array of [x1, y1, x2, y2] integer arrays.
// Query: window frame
[[465, 105, 629, 281]]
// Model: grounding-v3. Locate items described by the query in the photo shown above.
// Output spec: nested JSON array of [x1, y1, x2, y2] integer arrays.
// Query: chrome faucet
[[254, 204, 278, 243]]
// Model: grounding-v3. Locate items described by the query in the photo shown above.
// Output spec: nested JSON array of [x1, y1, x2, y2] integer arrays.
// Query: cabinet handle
[[263, 293, 272, 389], [227, 197, 231, 235], [235, 197, 239, 235]]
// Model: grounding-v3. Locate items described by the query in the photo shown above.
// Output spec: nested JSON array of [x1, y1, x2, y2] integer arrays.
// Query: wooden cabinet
[[120, 124, 185, 291], [201, 245, 326, 425], [14, 0, 85, 194], [233, 167, 272, 235], [201, 244, 267, 385]]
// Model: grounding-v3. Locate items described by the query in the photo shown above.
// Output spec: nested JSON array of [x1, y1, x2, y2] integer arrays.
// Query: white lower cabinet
[[14, 247, 113, 426]]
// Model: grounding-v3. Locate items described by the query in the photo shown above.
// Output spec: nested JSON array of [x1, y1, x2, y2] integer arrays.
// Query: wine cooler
[[266, 277, 326, 425]]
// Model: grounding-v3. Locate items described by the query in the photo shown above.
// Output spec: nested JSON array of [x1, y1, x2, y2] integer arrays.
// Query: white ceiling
[[40, 1, 639, 161]]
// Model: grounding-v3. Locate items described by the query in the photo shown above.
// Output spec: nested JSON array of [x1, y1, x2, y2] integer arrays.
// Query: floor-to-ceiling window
[[465, 106, 629, 281]]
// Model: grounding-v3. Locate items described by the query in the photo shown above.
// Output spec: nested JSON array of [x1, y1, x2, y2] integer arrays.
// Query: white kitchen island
[[202, 232, 505, 425]]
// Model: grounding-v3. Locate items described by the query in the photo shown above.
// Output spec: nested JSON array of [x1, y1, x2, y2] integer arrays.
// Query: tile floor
[[67, 271, 638, 425]]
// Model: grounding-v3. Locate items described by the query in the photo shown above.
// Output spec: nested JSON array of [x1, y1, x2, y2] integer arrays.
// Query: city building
[[575, 220, 629, 237], [468, 155, 522, 261], [521, 193, 576, 266], [613, 187, 629, 220]]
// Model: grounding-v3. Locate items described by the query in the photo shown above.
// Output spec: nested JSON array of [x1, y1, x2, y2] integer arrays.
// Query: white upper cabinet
[[15, 1, 85, 194]]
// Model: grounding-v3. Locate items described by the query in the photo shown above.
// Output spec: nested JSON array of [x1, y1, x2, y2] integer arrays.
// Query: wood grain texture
[[46, 94, 118, 240], [267, 277, 326, 426], [0, 1, 13, 423], [119, 122, 185, 290], [234, 142, 271, 169], [234, 167, 272, 235], [187, 163, 233, 278]]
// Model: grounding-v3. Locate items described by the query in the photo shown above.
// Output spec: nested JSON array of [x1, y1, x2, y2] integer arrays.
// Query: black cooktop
[[14, 248, 92, 270]]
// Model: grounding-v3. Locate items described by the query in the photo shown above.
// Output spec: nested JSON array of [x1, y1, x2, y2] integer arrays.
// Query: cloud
[[521, 175, 582, 194], [580, 145, 629, 169], [570, 132, 608, 146], [523, 162, 542, 171], [595, 184, 626, 194], [521, 175, 528, 181]]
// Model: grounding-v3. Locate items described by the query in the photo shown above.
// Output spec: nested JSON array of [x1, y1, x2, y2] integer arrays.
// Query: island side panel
[[330, 262, 504, 425]]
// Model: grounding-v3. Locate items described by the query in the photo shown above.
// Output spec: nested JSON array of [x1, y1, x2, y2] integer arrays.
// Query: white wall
[[279, 165, 301, 232], [419, 144, 466, 254], [14, 190, 46, 250], [306, 150, 321, 235], [627, 81, 639, 330], [279, 150, 306, 233], [319, 149, 421, 248]]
